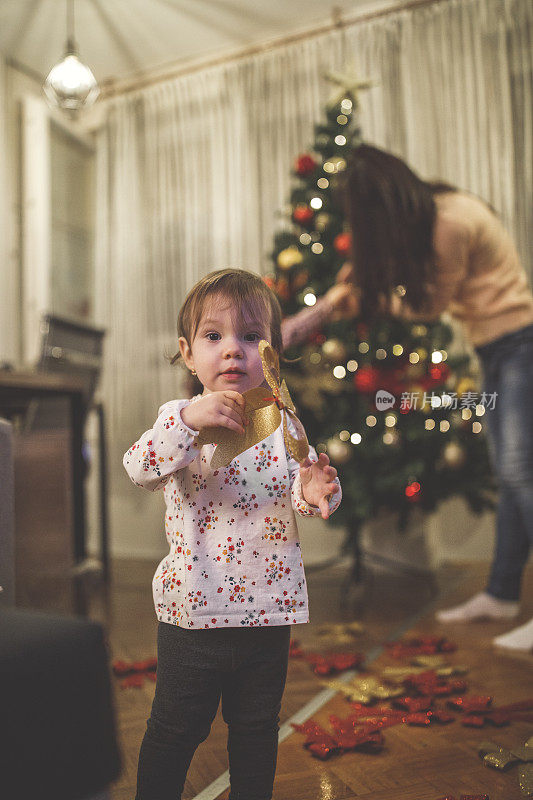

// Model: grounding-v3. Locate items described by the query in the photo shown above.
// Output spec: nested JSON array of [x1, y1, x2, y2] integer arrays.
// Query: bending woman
[[282, 143, 533, 652]]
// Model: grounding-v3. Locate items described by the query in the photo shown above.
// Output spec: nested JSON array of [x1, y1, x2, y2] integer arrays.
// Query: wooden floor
[[76, 557, 532, 800]]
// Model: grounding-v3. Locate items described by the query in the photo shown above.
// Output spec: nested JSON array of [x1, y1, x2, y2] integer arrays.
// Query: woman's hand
[[299, 453, 339, 520], [180, 391, 247, 434], [336, 261, 355, 284], [325, 282, 360, 320]]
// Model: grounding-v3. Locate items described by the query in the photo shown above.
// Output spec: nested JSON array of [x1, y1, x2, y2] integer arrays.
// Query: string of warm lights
[[271, 78, 494, 523]]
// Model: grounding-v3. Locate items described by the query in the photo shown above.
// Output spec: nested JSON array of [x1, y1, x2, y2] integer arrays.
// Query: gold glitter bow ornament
[[196, 340, 309, 470], [478, 736, 533, 795]]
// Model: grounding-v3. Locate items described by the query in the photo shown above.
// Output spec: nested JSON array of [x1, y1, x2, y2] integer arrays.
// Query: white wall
[[0, 61, 29, 365], [0, 60, 102, 367], [0, 60, 10, 362]]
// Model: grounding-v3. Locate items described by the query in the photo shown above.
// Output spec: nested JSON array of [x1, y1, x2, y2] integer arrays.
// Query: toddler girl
[[123, 268, 341, 800]]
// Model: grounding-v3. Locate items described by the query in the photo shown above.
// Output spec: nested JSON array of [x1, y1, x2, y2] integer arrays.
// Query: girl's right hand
[[180, 391, 247, 434]]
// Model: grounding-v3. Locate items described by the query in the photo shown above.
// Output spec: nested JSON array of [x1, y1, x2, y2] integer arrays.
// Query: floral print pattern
[[123, 396, 341, 629]]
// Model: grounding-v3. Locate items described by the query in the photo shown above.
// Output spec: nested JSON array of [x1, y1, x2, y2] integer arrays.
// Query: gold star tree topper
[[324, 67, 374, 110]]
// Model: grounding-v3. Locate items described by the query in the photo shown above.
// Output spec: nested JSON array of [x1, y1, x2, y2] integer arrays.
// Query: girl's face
[[178, 295, 271, 394]]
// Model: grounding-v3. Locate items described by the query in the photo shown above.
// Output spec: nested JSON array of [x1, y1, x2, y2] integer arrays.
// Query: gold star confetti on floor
[[316, 621, 364, 645], [323, 675, 404, 705]]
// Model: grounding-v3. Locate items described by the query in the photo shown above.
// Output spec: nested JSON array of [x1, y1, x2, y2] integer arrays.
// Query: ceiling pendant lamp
[[43, 0, 99, 115]]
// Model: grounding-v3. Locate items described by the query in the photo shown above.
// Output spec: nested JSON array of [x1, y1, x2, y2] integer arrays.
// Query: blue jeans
[[476, 323, 533, 600], [135, 622, 291, 800]]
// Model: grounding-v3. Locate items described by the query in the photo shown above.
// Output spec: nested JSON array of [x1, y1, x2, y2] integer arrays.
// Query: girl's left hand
[[299, 453, 339, 520]]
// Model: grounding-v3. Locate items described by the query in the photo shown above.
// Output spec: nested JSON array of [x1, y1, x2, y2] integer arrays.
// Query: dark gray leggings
[[136, 622, 291, 800]]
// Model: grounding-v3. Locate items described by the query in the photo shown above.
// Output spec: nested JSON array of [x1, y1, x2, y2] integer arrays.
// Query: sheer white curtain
[[95, 0, 532, 556]]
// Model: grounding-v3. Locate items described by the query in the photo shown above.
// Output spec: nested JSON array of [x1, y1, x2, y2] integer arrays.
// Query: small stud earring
[[190, 368, 197, 376]]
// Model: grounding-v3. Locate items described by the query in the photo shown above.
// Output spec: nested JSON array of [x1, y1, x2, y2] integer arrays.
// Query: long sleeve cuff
[[123, 398, 201, 491], [291, 471, 342, 517]]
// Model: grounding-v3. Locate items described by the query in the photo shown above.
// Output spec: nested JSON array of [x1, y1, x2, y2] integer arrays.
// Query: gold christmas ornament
[[322, 338, 347, 362], [292, 269, 309, 290], [315, 212, 332, 231], [383, 430, 400, 446], [442, 441, 467, 469], [406, 363, 425, 379], [196, 340, 309, 469], [326, 437, 351, 464], [330, 156, 347, 173], [456, 376, 478, 396], [277, 245, 304, 270]]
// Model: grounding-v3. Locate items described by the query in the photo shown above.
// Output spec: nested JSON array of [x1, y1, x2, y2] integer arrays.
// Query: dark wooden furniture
[[0, 371, 109, 612]]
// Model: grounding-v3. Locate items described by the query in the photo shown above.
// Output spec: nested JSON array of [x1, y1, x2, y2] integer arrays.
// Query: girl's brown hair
[[342, 144, 456, 320], [170, 268, 283, 364]]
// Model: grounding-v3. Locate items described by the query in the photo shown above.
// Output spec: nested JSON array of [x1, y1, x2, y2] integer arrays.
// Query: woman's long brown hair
[[342, 144, 456, 320]]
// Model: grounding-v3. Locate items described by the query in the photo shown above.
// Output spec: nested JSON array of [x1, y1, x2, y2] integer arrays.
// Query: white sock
[[493, 617, 533, 651], [436, 591, 520, 623]]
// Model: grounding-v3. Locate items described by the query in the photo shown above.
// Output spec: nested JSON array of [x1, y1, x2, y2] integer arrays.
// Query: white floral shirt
[[123, 396, 341, 629]]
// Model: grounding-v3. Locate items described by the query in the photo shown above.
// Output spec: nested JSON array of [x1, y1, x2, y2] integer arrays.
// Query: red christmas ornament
[[309, 332, 327, 345], [333, 231, 352, 256], [276, 278, 290, 301], [430, 363, 450, 383], [295, 154, 317, 176], [292, 204, 315, 226], [353, 365, 381, 393], [405, 481, 421, 501]]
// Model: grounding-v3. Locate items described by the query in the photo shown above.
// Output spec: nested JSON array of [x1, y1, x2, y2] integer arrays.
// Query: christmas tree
[[267, 73, 494, 574]]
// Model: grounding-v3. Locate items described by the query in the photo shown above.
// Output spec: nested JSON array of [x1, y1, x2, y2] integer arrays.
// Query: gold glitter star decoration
[[382, 655, 468, 683], [316, 621, 364, 646], [323, 675, 404, 705], [478, 735, 533, 796], [324, 67, 374, 110]]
